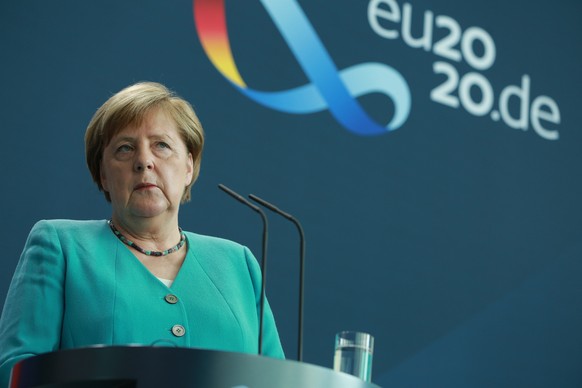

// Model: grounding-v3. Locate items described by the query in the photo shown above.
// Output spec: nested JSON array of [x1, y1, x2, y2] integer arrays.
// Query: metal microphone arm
[[218, 184, 268, 355], [249, 193, 305, 362]]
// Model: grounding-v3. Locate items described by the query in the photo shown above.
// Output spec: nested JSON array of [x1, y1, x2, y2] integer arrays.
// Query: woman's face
[[100, 108, 193, 221]]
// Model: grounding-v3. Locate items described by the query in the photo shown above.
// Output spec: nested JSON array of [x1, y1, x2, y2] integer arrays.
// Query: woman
[[0, 82, 285, 386]]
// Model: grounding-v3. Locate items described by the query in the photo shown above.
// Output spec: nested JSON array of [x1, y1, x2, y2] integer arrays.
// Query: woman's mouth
[[134, 183, 157, 190]]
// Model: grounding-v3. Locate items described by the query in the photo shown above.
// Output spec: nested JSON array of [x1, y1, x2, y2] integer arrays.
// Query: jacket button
[[165, 294, 178, 304], [172, 324, 186, 337]]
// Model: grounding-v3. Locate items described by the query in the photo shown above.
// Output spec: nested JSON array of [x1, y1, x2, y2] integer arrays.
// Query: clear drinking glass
[[333, 331, 374, 382]]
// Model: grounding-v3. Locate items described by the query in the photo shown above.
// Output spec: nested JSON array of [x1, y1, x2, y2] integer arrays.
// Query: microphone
[[249, 194, 305, 362], [218, 184, 268, 356]]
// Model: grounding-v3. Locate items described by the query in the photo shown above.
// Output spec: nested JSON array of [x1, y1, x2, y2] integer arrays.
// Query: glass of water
[[333, 331, 374, 382]]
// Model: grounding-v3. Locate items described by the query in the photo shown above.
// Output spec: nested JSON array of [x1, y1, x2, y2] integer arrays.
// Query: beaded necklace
[[108, 220, 186, 257]]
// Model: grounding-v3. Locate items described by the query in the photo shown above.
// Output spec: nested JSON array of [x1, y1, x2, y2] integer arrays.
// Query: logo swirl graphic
[[193, 0, 411, 136]]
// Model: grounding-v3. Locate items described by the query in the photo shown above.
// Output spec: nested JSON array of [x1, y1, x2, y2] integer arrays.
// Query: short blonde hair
[[85, 81, 204, 203]]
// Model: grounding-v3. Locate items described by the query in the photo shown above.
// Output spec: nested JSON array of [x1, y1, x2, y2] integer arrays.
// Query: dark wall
[[1, 1, 581, 386]]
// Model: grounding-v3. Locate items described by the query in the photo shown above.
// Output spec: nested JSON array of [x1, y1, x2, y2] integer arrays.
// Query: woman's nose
[[134, 149, 154, 172]]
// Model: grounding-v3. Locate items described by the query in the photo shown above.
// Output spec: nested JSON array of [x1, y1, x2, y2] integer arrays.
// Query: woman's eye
[[157, 142, 171, 149], [116, 144, 133, 153]]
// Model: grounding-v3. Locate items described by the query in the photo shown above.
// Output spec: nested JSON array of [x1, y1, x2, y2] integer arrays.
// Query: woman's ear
[[185, 153, 194, 186]]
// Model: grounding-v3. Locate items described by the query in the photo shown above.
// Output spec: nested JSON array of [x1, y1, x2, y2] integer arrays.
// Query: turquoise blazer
[[0, 220, 284, 386]]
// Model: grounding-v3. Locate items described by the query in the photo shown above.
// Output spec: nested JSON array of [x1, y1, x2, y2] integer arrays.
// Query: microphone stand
[[218, 184, 268, 355], [249, 194, 305, 362]]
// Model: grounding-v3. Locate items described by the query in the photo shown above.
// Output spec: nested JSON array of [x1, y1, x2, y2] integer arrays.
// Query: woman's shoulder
[[19, 220, 112, 263], [183, 231, 246, 253], [32, 219, 108, 232], [182, 231, 259, 283], [28, 219, 109, 240]]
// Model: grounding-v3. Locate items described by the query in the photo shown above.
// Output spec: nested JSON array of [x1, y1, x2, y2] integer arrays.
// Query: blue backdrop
[[1, 1, 581, 386]]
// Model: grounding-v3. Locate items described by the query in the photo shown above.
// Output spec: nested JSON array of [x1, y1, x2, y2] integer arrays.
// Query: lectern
[[10, 346, 379, 387]]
